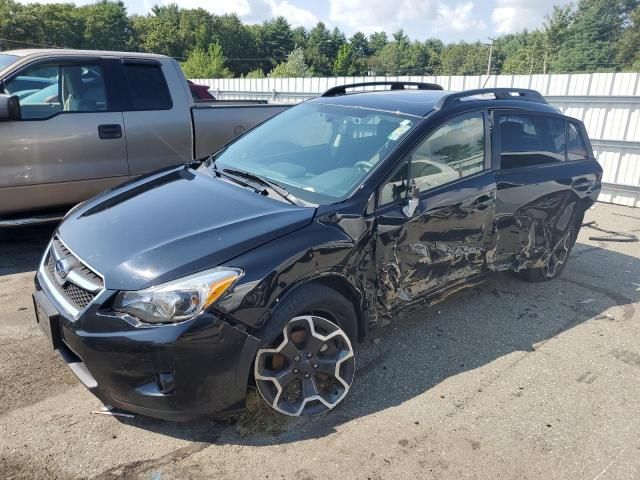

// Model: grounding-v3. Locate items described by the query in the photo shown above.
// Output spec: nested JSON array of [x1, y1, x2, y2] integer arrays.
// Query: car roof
[[3, 49, 169, 60], [308, 88, 560, 117]]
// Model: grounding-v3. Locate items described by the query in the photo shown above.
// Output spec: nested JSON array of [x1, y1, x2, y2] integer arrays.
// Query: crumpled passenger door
[[375, 170, 497, 312]]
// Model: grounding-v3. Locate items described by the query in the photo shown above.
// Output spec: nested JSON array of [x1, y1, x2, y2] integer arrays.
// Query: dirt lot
[[1, 202, 639, 479]]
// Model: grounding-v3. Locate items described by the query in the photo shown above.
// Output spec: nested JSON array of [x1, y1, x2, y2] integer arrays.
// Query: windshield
[[0, 54, 18, 72], [210, 102, 417, 204]]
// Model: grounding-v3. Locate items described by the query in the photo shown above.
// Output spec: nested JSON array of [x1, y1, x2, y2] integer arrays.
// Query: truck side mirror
[[0, 94, 22, 121]]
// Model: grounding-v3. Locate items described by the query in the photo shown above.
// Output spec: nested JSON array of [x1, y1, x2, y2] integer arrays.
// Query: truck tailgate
[[192, 104, 290, 159]]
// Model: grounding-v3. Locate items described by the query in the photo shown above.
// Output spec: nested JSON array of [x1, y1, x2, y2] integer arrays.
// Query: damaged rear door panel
[[490, 111, 601, 272]]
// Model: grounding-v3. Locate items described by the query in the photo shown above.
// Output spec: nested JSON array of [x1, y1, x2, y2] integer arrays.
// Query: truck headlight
[[113, 268, 242, 324]]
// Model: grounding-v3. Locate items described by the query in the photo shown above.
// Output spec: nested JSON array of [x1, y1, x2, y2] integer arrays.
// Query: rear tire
[[253, 283, 357, 416], [518, 224, 577, 282]]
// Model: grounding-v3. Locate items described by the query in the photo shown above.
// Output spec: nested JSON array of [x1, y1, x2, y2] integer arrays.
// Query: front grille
[[51, 238, 104, 289], [43, 238, 103, 312]]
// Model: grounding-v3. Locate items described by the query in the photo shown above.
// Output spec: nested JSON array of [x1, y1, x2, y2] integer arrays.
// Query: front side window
[[378, 112, 486, 206], [499, 114, 566, 169], [411, 112, 485, 193], [0, 54, 18, 72], [123, 64, 172, 110], [4, 62, 107, 120], [209, 103, 417, 204]]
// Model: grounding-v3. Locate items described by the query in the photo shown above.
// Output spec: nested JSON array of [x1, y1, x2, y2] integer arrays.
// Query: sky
[[16, 0, 571, 43]]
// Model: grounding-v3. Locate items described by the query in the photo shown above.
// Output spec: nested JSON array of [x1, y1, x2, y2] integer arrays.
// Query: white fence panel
[[192, 72, 640, 207]]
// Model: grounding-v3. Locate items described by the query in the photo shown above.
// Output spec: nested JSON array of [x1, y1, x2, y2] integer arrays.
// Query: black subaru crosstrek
[[33, 82, 602, 420]]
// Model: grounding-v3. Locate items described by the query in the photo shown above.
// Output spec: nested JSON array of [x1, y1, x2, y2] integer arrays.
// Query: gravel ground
[[1, 202, 639, 480]]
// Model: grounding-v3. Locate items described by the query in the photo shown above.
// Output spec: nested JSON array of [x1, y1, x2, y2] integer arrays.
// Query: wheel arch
[[271, 272, 369, 343]]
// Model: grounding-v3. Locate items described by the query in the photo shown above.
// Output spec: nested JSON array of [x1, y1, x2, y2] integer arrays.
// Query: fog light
[[156, 372, 175, 395]]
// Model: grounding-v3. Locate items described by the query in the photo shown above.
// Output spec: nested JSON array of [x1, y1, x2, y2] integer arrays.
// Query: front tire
[[254, 284, 357, 416]]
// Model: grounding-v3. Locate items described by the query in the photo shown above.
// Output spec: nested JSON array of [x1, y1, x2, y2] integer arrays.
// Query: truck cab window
[[499, 114, 566, 169], [4, 63, 107, 120], [123, 64, 172, 110]]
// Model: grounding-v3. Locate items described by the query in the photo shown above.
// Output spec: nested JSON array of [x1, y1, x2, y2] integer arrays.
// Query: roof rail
[[435, 88, 547, 110], [322, 81, 443, 97]]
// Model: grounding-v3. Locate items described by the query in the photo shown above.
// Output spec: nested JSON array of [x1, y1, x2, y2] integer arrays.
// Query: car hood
[[58, 167, 315, 291]]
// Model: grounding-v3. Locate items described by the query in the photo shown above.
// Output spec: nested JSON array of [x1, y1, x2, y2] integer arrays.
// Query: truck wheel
[[518, 225, 577, 282], [254, 284, 357, 416]]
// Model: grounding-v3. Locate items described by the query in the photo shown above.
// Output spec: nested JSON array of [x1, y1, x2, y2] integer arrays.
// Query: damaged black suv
[[33, 82, 602, 420]]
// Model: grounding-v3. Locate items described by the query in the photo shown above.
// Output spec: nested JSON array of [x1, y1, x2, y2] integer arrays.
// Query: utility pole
[[482, 38, 495, 87], [486, 38, 495, 76]]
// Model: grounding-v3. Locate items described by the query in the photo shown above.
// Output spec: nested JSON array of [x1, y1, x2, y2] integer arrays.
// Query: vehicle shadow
[[0, 225, 55, 275], [125, 241, 637, 445]]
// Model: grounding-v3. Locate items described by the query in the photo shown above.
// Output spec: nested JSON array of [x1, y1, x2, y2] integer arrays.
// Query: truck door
[[0, 57, 129, 217], [119, 59, 192, 176], [375, 111, 496, 311], [492, 111, 599, 271]]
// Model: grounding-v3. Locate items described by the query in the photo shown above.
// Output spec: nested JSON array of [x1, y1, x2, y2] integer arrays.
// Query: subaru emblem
[[55, 260, 68, 280]]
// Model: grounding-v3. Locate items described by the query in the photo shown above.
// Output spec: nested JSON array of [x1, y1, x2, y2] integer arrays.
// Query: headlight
[[113, 267, 242, 324]]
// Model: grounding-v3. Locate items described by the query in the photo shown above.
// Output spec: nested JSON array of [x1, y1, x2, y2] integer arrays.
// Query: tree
[[178, 8, 214, 54], [292, 26, 308, 48], [305, 22, 333, 75], [368, 31, 388, 54], [617, 6, 640, 69], [181, 43, 232, 79], [245, 68, 265, 78], [543, 5, 573, 72], [552, 0, 628, 72], [334, 44, 355, 75], [440, 42, 488, 75], [212, 14, 259, 75], [269, 47, 312, 77], [81, 1, 131, 51], [349, 32, 371, 57], [138, 5, 183, 58], [258, 16, 294, 71]]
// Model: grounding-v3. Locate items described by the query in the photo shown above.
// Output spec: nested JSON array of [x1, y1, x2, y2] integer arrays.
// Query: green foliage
[[245, 68, 265, 78], [0, 0, 639, 77], [258, 16, 294, 71], [440, 42, 488, 75], [334, 44, 355, 75], [552, 0, 630, 72], [181, 43, 232, 79], [269, 47, 312, 77]]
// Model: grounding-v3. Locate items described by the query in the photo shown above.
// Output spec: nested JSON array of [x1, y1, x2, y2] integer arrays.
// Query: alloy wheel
[[254, 315, 355, 416]]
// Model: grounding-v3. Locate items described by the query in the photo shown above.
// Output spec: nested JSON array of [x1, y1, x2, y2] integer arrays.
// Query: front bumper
[[34, 272, 260, 421]]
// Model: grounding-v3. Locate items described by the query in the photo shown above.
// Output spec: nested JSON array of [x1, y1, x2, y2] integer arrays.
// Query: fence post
[[272, 89, 277, 102]]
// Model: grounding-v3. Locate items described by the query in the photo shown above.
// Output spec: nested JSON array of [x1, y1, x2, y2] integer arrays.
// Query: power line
[[0, 37, 64, 49]]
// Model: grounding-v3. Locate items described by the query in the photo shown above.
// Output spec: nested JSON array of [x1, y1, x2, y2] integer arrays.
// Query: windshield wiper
[[222, 168, 303, 206], [210, 163, 267, 195]]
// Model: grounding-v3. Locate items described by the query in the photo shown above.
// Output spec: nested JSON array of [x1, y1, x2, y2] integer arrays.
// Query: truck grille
[[43, 237, 104, 312]]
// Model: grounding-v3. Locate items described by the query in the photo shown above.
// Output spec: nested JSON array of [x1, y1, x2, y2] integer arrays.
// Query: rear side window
[[567, 122, 588, 161], [499, 114, 565, 169], [123, 64, 172, 111]]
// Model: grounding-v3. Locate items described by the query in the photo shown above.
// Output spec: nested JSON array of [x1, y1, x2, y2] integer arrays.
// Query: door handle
[[571, 177, 595, 190], [472, 192, 495, 211], [98, 124, 122, 140]]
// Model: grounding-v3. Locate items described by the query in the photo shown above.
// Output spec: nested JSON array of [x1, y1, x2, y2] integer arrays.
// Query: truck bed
[[192, 103, 290, 160]]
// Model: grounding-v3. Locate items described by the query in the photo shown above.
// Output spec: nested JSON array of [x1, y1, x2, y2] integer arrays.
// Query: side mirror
[[402, 181, 420, 218], [0, 94, 21, 121]]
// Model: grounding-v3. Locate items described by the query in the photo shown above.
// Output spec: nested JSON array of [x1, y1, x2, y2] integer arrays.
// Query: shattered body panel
[[491, 158, 601, 272], [375, 171, 496, 311]]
